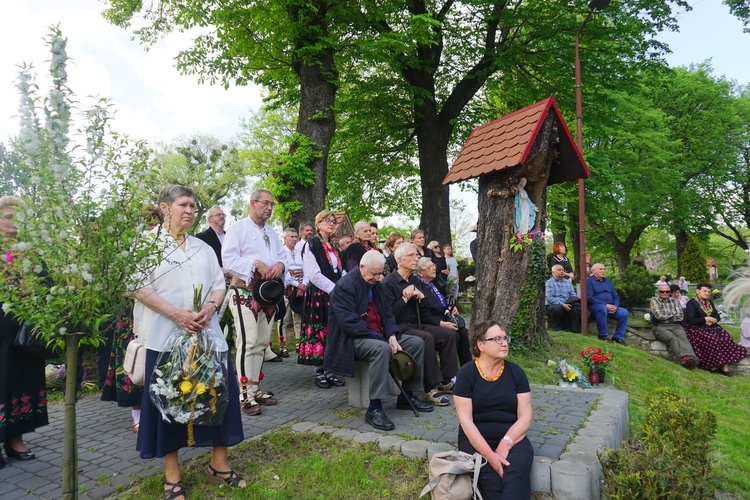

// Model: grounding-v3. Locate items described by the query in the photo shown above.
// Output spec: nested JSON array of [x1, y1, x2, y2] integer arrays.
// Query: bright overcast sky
[[1, 0, 747, 146]]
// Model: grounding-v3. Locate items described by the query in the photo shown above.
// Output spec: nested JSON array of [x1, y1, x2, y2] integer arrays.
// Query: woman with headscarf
[[299, 210, 346, 389]]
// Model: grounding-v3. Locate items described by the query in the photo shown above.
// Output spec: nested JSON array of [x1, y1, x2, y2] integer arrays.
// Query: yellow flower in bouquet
[[195, 382, 207, 395], [180, 380, 193, 395], [565, 369, 577, 382]]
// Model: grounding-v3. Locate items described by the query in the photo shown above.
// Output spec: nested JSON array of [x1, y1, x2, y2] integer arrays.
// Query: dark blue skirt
[[137, 349, 244, 459]]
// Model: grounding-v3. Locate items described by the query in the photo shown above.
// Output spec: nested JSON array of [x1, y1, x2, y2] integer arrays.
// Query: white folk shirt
[[222, 218, 287, 283], [283, 244, 307, 287], [136, 229, 227, 352]]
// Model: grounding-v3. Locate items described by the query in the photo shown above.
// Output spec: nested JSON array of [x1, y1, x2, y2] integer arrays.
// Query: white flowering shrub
[[0, 27, 159, 344]]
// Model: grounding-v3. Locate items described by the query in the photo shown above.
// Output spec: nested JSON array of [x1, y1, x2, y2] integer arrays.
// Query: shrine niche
[[443, 95, 589, 346]]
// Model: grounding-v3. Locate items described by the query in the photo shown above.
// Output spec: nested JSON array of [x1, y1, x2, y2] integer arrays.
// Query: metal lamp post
[[576, 0, 611, 335]]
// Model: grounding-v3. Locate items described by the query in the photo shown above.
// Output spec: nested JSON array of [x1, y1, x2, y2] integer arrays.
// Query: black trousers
[[546, 304, 581, 333], [477, 438, 534, 499]]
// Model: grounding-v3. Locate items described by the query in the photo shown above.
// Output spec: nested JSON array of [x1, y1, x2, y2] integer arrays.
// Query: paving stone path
[[0, 355, 606, 499]]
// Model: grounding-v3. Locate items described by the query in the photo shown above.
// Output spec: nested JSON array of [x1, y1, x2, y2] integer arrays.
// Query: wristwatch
[[502, 435, 514, 446], [208, 300, 219, 313]]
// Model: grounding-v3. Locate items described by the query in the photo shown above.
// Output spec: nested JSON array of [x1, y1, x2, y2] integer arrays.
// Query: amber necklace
[[475, 358, 505, 382]]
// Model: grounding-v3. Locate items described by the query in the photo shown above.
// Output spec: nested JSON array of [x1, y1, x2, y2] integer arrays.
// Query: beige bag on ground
[[123, 336, 146, 386], [418, 450, 486, 500]]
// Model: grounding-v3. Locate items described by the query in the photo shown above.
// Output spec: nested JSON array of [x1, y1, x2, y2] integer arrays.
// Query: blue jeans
[[589, 303, 629, 340]]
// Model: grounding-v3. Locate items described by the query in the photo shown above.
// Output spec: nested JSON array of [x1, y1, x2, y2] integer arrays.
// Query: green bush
[[681, 236, 710, 283], [613, 265, 654, 309], [600, 388, 717, 499]]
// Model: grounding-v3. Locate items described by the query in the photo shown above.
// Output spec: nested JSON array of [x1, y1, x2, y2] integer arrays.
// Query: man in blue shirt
[[586, 263, 629, 345], [545, 264, 581, 332]]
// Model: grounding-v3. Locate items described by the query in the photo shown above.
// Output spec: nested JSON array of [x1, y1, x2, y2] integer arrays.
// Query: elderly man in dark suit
[[196, 206, 229, 275], [324, 250, 431, 431]]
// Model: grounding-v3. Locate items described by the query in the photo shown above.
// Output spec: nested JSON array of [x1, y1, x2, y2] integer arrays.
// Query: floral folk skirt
[[101, 316, 143, 407], [297, 286, 330, 367], [684, 323, 748, 371]]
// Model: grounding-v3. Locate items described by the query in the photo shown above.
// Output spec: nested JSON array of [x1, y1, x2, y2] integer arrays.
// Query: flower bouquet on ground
[[580, 347, 614, 382], [149, 285, 228, 445], [548, 359, 591, 388]]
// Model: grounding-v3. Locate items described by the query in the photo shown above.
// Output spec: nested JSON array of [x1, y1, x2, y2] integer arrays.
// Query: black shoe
[[397, 394, 434, 412], [0, 451, 4, 469], [326, 373, 346, 387], [268, 356, 283, 363], [315, 374, 330, 389], [3, 444, 35, 461], [279, 347, 290, 358], [598, 336, 610, 342], [610, 338, 627, 346], [719, 370, 733, 377], [365, 409, 395, 431]]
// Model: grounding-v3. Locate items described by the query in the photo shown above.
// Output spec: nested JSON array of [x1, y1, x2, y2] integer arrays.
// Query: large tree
[[147, 134, 249, 228], [103, 0, 352, 227]]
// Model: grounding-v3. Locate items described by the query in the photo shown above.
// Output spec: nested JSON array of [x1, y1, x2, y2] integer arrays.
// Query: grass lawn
[[115, 426, 427, 499], [513, 330, 750, 497]]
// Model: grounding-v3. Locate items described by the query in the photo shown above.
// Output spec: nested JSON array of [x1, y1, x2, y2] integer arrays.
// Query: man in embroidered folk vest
[[223, 189, 287, 416]]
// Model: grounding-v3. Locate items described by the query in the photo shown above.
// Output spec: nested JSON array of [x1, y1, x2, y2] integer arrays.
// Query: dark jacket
[[195, 227, 224, 267], [323, 268, 400, 378], [416, 279, 448, 326], [381, 271, 434, 326], [684, 298, 720, 326], [343, 241, 369, 272]]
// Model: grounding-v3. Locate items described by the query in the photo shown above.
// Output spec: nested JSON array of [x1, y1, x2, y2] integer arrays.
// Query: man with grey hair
[[382, 243, 458, 406], [324, 250, 432, 431], [650, 284, 699, 368], [586, 263, 629, 345], [223, 189, 287, 415], [196, 205, 229, 274], [294, 221, 314, 254], [545, 264, 581, 332], [277, 227, 306, 357]]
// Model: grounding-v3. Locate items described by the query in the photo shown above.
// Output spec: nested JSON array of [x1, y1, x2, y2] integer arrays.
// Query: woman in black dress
[[299, 210, 344, 388], [453, 321, 533, 499], [0, 196, 48, 468], [550, 242, 575, 281], [684, 283, 747, 376]]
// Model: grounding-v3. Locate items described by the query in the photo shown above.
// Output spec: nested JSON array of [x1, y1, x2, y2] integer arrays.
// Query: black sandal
[[206, 464, 246, 488], [162, 478, 186, 500]]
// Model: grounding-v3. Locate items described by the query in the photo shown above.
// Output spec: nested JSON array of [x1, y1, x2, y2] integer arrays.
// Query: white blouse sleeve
[[303, 242, 336, 294]]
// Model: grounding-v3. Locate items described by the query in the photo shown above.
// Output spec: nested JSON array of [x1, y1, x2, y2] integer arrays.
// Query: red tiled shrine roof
[[443, 95, 590, 185]]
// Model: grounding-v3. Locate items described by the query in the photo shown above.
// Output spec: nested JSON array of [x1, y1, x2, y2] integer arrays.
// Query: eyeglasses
[[322, 218, 336, 224], [482, 336, 511, 345], [209, 213, 225, 218], [254, 200, 275, 208], [658, 290, 671, 294]]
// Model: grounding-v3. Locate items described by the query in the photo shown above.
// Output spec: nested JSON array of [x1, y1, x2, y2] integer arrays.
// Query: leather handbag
[[14, 323, 60, 359], [123, 336, 146, 386], [419, 450, 486, 499]]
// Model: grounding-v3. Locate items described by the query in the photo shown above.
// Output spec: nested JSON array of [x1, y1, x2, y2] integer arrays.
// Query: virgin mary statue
[[514, 178, 538, 234]]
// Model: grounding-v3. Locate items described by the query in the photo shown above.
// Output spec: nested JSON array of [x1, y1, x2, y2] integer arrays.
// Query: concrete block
[[559, 451, 602, 500], [427, 442, 456, 461], [530, 456, 555, 494], [353, 432, 382, 444], [401, 439, 432, 459], [291, 421, 317, 433], [378, 436, 405, 451], [551, 460, 593, 500], [349, 361, 399, 408], [332, 428, 360, 440], [310, 424, 336, 435], [568, 436, 607, 453]]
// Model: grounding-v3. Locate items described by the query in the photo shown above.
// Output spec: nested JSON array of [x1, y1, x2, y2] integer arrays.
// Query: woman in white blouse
[[134, 185, 245, 499], [300, 210, 345, 388]]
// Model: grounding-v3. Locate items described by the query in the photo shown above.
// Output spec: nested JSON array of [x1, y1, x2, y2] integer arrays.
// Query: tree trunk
[[471, 113, 556, 348], [675, 229, 688, 276], [62, 334, 81, 500], [286, 2, 337, 229], [416, 123, 452, 245]]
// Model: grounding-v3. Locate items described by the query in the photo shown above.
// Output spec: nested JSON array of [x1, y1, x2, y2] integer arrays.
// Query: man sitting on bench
[[323, 250, 432, 431]]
